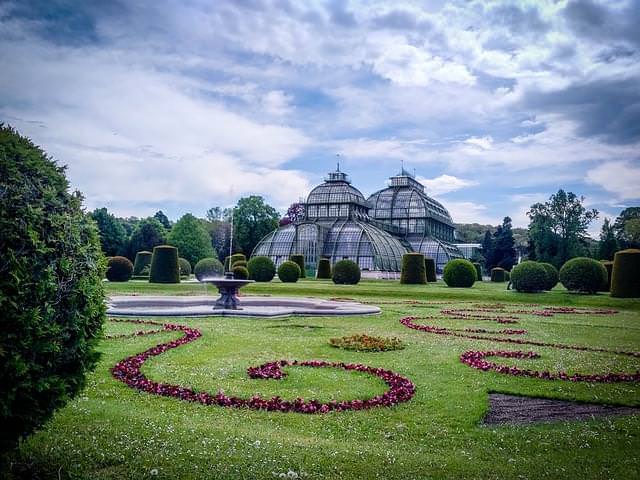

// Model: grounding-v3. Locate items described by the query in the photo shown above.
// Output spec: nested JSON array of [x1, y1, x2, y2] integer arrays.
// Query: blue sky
[[1, 0, 639, 236]]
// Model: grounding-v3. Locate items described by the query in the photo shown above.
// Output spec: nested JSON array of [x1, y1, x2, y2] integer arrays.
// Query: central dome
[[306, 169, 369, 208]]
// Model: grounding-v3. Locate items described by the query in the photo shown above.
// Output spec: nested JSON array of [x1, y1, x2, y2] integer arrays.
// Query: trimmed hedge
[[490, 267, 507, 282], [278, 260, 300, 283], [232, 265, 249, 280], [400, 253, 427, 284], [149, 245, 180, 284], [233, 260, 247, 268], [316, 258, 332, 279], [132, 251, 152, 276], [510, 261, 547, 293], [106, 256, 133, 282], [289, 254, 306, 278], [229, 253, 246, 269], [247, 256, 276, 282], [610, 249, 640, 298], [559, 257, 607, 294], [540, 262, 559, 291], [472, 262, 482, 281], [194, 257, 224, 281], [333, 259, 361, 285], [600, 260, 613, 292], [425, 257, 437, 282], [443, 259, 476, 287], [178, 257, 192, 277]]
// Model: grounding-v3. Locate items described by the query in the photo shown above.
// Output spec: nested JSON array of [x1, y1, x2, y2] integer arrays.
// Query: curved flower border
[[105, 319, 166, 339], [110, 320, 415, 413]]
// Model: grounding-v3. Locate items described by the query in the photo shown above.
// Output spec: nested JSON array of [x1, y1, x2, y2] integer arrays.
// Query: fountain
[[204, 272, 254, 310]]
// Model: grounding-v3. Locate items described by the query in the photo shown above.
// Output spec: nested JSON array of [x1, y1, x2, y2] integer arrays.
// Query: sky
[[1, 0, 639, 236]]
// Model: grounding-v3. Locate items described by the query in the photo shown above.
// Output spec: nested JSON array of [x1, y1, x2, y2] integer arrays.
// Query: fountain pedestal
[[206, 272, 254, 310]]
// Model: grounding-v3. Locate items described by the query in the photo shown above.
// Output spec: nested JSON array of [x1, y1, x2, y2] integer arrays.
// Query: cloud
[[586, 161, 640, 201], [417, 175, 477, 196], [443, 201, 499, 225]]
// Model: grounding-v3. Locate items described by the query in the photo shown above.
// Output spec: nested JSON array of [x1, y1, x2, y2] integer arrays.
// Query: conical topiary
[[610, 249, 640, 298], [472, 262, 482, 281], [425, 257, 437, 282], [600, 260, 613, 292], [289, 254, 306, 278], [149, 245, 180, 283], [316, 258, 331, 279], [133, 251, 152, 276], [491, 267, 507, 282], [401, 253, 427, 284]]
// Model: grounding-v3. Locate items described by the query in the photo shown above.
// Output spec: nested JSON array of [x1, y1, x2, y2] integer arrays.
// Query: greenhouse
[[252, 167, 463, 274]]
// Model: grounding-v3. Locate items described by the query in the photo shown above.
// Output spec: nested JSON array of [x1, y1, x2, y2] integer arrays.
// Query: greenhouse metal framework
[[252, 167, 463, 274]]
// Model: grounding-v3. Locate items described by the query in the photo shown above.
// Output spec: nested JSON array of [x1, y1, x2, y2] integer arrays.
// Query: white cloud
[[262, 90, 294, 117], [443, 201, 499, 225], [586, 161, 640, 201], [417, 174, 477, 196]]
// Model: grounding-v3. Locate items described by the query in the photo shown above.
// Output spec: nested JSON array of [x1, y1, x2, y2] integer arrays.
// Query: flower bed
[[329, 334, 405, 352], [110, 319, 415, 413], [105, 319, 166, 339]]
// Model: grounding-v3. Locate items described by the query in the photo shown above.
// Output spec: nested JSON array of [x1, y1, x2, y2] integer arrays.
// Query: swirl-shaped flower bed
[[109, 320, 415, 413], [329, 334, 405, 352], [105, 319, 166, 339]]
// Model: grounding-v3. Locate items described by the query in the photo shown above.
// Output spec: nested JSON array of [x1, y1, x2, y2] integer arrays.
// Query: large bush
[[316, 258, 332, 279], [167, 213, 215, 267], [106, 256, 133, 282], [539, 262, 559, 291], [194, 257, 224, 281], [149, 245, 180, 283], [443, 259, 476, 288], [610, 249, 640, 298], [232, 265, 249, 279], [0, 125, 106, 453], [472, 262, 482, 281], [510, 261, 547, 293], [289, 254, 306, 278], [247, 256, 276, 282], [133, 250, 152, 276], [600, 260, 613, 292], [425, 257, 437, 282], [278, 260, 300, 283], [490, 267, 507, 282], [178, 257, 192, 277], [400, 253, 426, 284], [332, 259, 361, 285], [559, 257, 607, 294]]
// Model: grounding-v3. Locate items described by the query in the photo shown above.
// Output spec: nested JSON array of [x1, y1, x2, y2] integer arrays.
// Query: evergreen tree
[[481, 230, 494, 269], [493, 216, 517, 270], [127, 217, 166, 259], [233, 196, 280, 255], [613, 207, 640, 248], [153, 210, 172, 230], [90, 207, 128, 256], [167, 213, 216, 266], [598, 218, 619, 260]]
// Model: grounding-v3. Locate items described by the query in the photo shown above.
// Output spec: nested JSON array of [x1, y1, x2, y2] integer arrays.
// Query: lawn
[[9, 280, 640, 479]]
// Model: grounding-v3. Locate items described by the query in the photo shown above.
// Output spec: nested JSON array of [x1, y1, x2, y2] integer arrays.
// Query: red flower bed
[[105, 319, 166, 339], [110, 320, 415, 413]]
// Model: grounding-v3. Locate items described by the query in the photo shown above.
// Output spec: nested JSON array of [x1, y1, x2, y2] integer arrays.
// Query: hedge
[[472, 262, 482, 281], [149, 245, 180, 283], [610, 249, 640, 298], [559, 257, 607, 294], [400, 253, 427, 284], [333, 259, 361, 285], [490, 267, 507, 282], [443, 259, 476, 287], [106, 256, 133, 282], [194, 257, 224, 281], [232, 265, 249, 280], [510, 261, 547, 293], [425, 257, 437, 282], [278, 260, 300, 283], [600, 260, 613, 292], [247, 256, 276, 282], [132, 251, 152, 276], [229, 253, 246, 269], [178, 257, 192, 277], [539, 262, 559, 291], [289, 254, 306, 278], [316, 258, 332, 279]]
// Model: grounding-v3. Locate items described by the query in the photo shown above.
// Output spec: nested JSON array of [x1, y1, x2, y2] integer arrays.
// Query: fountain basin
[[200, 274, 254, 310]]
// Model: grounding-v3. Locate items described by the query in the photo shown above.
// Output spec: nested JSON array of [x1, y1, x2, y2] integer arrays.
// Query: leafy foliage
[[598, 218, 619, 260], [486, 217, 517, 270], [178, 257, 192, 277], [510, 261, 547, 293], [539, 262, 559, 291], [332, 259, 361, 285], [106, 256, 133, 282], [400, 253, 427, 284], [443, 259, 476, 288], [472, 262, 482, 281], [425, 257, 437, 282], [316, 258, 332, 279], [559, 257, 607, 294], [127, 218, 166, 260], [610, 249, 640, 298], [133, 251, 152, 276], [229, 253, 246, 269], [279, 202, 305, 226], [90, 207, 128, 256], [153, 210, 172, 230], [289, 254, 306, 278], [613, 207, 640, 249], [149, 245, 180, 284], [247, 256, 276, 282], [278, 260, 300, 283], [193, 257, 224, 281], [232, 196, 279, 256], [232, 265, 249, 280], [0, 125, 106, 453], [167, 213, 215, 267]]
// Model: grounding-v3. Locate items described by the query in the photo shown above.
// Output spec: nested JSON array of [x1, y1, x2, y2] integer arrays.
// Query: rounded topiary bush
[[289, 254, 306, 278], [178, 257, 192, 277], [0, 125, 106, 452], [149, 245, 180, 283], [425, 257, 437, 282], [490, 267, 507, 282], [472, 262, 482, 281], [400, 253, 427, 284], [106, 256, 133, 282], [132, 250, 152, 276], [316, 258, 332, 279], [559, 257, 607, 294], [510, 261, 547, 293], [278, 260, 300, 283], [600, 260, 614, 292], [333, 259, 361, 285], [610, 249, 640, 298], [229, 253, 246, 269], [443, 259, 476, 288], [233, 260, 247, 268], [247, 256, 276, 282], [194, 257, 224, 281], [232, 265, 249, 280], [539, 262, 559, 291]]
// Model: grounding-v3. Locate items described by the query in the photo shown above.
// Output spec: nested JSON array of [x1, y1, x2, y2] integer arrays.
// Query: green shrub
[[600, 260, 613, 292], [178, 257, 192, 277], [233, 260, 247, 268], [472, 262, 482, 281], [278, 260, 300, 283], [332, 259, 361, 285], [194, 257, 224, 281], [232, 265, 249, 279], [425, 257, 437, 282], [610, 249, 640, 298], [289, 254, 306, 278], [559, 257, 607, 294], [443, 259, 476, 288], [0, 125, 106, 452], [149, 245, 180, 283], [229, 253, 246, 270], [247, 256, 276, 282], [510, 261, 547, 293], [400, 253, 427, 284], [539, 262, 559, 290], [106, 256, 133, 282], [316, 258, 332, 279], [490, 267, 507, 282], [132, 251, 152, 276], [166, 213, 215, 267]]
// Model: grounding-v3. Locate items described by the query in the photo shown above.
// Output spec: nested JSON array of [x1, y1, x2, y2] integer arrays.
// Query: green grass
[[9, 280, 640, 479]]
